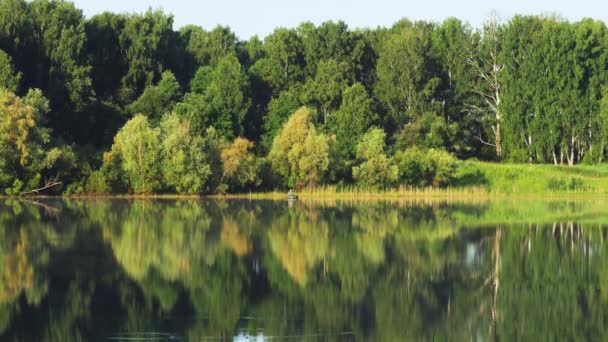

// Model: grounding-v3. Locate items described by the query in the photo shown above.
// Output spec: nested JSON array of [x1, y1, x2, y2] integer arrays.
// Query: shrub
[[85, 171, 110, 195], [352, 128, 398, 189], [395, 147, 457, 187]]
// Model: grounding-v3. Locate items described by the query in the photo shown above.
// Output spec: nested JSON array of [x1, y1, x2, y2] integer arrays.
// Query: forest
[[1, 0, 608, 194]]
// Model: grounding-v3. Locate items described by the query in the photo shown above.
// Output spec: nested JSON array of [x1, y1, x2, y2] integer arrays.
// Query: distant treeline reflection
[[1, 199, 608, 340]]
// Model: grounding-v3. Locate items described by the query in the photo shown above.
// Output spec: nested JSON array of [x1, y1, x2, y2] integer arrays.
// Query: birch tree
[[467, 15, 504, 158]]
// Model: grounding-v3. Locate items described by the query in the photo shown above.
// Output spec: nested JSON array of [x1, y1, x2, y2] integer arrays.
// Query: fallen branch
[[20, 175, 62, 197]]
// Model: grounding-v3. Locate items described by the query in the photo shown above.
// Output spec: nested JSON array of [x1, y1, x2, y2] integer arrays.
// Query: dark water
[[0, 198, 607, 341]]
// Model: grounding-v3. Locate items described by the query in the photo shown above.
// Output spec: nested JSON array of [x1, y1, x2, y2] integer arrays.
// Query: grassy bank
[[5, 161, 608, 200], [220, 162, 608, 199], [451, 161, 608, 194]]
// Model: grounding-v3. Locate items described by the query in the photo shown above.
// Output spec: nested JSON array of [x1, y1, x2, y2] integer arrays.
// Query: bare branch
[[20, 175, 62, 197], [475, 132, 497, 147]]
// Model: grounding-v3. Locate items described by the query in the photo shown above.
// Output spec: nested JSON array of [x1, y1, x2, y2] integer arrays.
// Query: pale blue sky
[[72, 0, 608, 39]]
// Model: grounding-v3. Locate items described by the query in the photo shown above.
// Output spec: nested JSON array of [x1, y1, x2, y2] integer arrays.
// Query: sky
[[73, 0, 608, 39]]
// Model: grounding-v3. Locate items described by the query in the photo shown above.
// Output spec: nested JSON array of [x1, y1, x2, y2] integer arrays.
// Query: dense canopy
[[1, 0, 608, 194]]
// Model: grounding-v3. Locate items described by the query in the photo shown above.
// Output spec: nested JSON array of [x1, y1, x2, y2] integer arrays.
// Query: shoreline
[[3, 189, 608, 201]]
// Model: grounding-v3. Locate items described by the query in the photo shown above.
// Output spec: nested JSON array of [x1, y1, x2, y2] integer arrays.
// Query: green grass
[[452, 161, 608, 195], [221, 161, 608, 199]]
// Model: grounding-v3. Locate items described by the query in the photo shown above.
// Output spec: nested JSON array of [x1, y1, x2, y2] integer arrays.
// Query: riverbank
[[217, 161, 608, 199], [4, 162, 608, 199]]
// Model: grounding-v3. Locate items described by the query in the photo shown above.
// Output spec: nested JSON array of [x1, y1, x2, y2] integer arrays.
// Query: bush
[[352, 128, 398, 189], [395, 147, 457, 187], [85, 171, 110, 195], [5, 179, 23, 195]]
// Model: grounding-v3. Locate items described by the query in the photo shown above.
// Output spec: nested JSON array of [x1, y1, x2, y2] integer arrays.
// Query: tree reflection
[[1, 199, 608, 340]]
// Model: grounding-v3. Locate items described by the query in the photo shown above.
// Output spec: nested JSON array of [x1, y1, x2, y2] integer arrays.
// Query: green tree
[[85, 12, 128, 102], [160, 113, 211, 194], [431, 18, 477, 157], [175, 55, 251, 139], [329, 83, 377, 160], [269, 107, 329, 188], [302, 58, 348, 124], [0, 49, 20, 91], [0, 89, 74, 194], [294, 126, 330, 189], [127, 71, 181, 123], [26, 0, 94, 141], [220, 137, 258, 192], [352, 128, 398, 188], [180, 25, 237, 72], [500, 16, 606, 165], [250, 28, 305, 96], [299, 21, 361, 80], [592, 87, 608, 163], [375, 24, 440, 127], [466, 15, 505, 158], [106, 115, 161, 193], [261, 84, 303, 151], [119, 9, 174, 101]]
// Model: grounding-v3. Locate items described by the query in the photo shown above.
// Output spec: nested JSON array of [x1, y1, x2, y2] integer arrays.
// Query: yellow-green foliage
[[268, 107, 330, 189], [352, 128, 398, 188], [108, 115, 161, 194], [160, 114, 212, 194], [220, 137, 258, 191]]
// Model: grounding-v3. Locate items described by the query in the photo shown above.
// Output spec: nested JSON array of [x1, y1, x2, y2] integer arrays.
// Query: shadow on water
[[0, 198, 608, 340]]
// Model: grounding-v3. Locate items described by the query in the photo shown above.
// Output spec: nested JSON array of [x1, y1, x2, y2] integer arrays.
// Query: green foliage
[[181, 25, 237, 66], [0, 49, 20, 91], [220, 137, 258, 192], [302, 58, 347, 122], [500, 16, 608, 164], [396, 111, 454, 150], [127, 71, 181, 123], [118, 9, 174, 100], [250, 28, 305, 95], [395, 147, 457, 187], [2, 4, 608, 194], [352, 128, 398, 188], [160, 113, 212, 194], [262, 85, 303, 151], [200, 127, 224, 193], [330, 83, 376, 160], [375, 24, 440, 126], [291, 126, 330, 189], [0, 89, 69, 194], [268, 107, 330, 188], [84, 170, 110, 194], [106, 115, 161, 194], [175, 55, 250, 139]]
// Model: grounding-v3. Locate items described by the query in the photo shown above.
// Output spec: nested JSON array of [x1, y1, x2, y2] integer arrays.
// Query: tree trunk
[[495, 121, 502, 158], [552, 149, 558, 166]]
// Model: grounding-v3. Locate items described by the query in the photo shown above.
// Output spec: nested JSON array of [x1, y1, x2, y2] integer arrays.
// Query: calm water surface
[[0, 198, 607, 341]]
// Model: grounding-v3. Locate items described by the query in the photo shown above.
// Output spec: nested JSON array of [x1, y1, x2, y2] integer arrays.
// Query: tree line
[[1, 0, 608, 194]]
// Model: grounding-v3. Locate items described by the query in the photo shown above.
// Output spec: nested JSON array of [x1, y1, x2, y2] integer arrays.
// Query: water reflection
[[0, 199, 608, 340]]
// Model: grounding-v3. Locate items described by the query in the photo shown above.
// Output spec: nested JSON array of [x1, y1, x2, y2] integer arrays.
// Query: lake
[[0, 198, 607, 341]]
